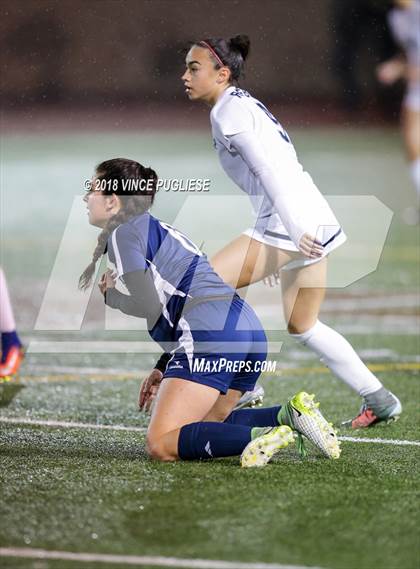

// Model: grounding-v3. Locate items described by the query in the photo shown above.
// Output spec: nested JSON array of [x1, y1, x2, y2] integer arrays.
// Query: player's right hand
[[138, 368, 163, 413], [298, 233, 324, 258], [98, 272, 107, 296], [99, 269, 117, 296], [376, 59, 406, 85]]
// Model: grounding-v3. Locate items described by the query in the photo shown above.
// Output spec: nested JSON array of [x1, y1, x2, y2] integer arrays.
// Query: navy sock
[[224, 406, 281, 427], [1, 331, 21, 363], [178, 422, 252, 460]]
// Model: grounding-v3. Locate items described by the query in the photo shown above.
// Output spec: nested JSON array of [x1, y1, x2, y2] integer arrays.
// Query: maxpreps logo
[[192, 358, 276, 374]]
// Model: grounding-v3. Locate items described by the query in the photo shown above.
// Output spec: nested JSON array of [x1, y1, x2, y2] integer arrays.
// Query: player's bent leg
[[146, 429, 180, 462], [281, 260, 402, 423], [203, 388, 242, 422], [203, 385, 265, 418], [146, 382, 286, 464], [281, 257, 327, 334], [146, 377, 220, 461], [210, 234, 295, 289], [146, 379, 262, 462]]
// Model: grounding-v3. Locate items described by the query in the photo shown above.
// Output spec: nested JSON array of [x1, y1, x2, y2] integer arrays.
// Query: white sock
[[0, 268, 16, 332], [409, 158, 420, 200], [290, 320, 383, 397]]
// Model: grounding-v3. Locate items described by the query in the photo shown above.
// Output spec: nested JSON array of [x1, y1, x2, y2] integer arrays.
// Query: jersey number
[[255, 102, 291, 143], [159, 221, 202, 256]]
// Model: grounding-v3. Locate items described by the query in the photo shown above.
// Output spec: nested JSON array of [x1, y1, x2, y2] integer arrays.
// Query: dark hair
[[79, 158, 158, 290], [194, 34, 250, 83]]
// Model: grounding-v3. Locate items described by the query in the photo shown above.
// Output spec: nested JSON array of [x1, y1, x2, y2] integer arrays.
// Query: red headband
[[199, 41, 225, 67]]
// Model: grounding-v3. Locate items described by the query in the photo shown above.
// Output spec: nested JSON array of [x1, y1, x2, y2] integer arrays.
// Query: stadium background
[[1, 2, 419, 569], [1, 0, 402, 118]]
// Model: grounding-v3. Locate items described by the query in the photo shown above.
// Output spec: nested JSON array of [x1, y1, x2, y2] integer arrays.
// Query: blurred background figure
[[0, 268, 24, 381], [331, 0, 398, 115], [376, 0, 420, 224]]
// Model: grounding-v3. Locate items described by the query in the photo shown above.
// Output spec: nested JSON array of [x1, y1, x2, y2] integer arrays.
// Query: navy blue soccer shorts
[[162, 295, 267, 394]]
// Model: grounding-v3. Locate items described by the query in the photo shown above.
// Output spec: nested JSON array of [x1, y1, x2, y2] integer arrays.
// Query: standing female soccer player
[[161, 34, 401, 429], [376, 0, 420, 223], [80, 158, 340, 466]]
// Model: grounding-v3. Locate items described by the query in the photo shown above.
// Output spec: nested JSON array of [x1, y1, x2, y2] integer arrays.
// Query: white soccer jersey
[[388, 1, 420, 69], [210, 86, 343, 251]]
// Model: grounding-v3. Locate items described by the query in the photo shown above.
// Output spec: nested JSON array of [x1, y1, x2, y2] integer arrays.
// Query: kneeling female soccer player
[[80, 158, 341, 466]]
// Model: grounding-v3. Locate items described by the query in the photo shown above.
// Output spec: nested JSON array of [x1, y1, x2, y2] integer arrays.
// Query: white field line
[[1, 417, 419, 447], [338, 436, 420, 446], [26, 341, 166, 354], [23, 365, 145, 376], [0, 417, 147, 433], [0, 547, 324, 569]]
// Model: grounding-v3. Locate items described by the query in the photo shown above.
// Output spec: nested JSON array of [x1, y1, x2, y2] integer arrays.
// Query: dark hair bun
[[229, 35, 250, 61]]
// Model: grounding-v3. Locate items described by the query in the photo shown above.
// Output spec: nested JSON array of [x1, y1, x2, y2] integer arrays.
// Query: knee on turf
[[146, 434, 176, 462]]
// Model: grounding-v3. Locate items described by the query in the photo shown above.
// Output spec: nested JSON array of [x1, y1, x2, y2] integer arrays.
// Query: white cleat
[[235, 385, 265, 411]]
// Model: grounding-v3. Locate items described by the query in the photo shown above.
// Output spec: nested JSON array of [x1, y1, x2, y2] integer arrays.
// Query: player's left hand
[[298, 233, 324, 258], [263, 270, 281, 287]]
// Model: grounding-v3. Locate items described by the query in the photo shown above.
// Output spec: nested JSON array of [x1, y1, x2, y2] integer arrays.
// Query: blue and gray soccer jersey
[[106, 213, 267, 393]]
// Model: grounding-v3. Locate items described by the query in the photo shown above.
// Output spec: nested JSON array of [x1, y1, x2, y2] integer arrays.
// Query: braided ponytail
[[79, 159, 158, 291]]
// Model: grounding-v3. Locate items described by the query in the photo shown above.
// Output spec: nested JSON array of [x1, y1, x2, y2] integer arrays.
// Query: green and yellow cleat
[[279, 391, 341, 459], [241, 425, 294, 468]]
